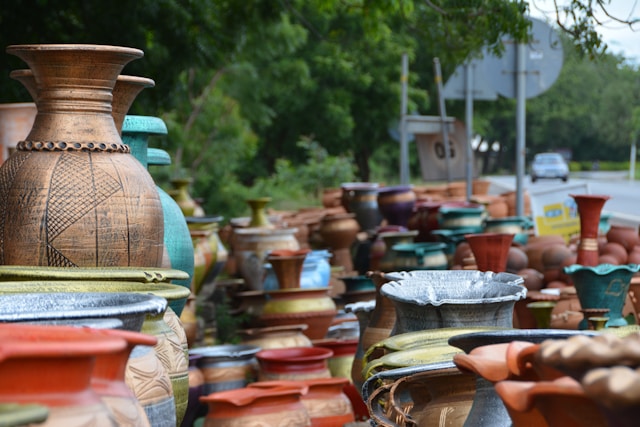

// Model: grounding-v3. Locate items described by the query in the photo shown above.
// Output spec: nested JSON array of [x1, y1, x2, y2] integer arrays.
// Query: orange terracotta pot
[[0, 323, 128, 426], [200, 385, 310, 427], [92, 328, 157, 427], [250, 378, 355, 427], [464, 232, 514, 273]]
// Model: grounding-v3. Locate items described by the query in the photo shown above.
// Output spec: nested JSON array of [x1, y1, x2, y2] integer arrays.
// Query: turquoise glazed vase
[[564, 263, 640, 329], [122, 115, 194, 315]]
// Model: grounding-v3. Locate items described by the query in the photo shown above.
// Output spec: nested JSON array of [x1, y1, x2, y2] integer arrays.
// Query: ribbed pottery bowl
[[380, 270, 526, 333], [0, 292, 166, 331]]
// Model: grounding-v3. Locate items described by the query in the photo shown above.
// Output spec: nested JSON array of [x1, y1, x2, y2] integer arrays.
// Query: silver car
[[530, 152, 569, 182]]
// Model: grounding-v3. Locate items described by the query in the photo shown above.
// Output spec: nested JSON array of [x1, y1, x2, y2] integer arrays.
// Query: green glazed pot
[[564, 263, 640, 329], [0, 265, 189, 315]]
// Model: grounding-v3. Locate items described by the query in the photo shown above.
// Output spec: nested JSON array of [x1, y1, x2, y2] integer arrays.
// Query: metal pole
[[515, 43, 526, 217], [434, 57, 452, 182], [631, 139, 637, 181], [400, 53, 409, 185], [464, 63, 473, 201]]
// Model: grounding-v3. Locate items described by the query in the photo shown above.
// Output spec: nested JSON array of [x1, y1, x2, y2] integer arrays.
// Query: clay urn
[[607, 224, 640, 252]]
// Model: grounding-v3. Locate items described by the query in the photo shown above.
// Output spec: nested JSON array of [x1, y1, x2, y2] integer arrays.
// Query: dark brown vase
[[111, 75, 155, 134], [571, 194, 610, 266], [2, 44, 164, 268], [318, 213, 359, 273]]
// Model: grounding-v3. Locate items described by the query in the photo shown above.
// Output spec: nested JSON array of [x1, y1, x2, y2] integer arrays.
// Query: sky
[[528, 0, 640, 63]]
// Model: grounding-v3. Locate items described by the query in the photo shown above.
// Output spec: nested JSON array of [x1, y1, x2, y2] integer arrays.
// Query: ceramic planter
[[564, 263, 640, 328], [0, 323, 128, 426], [380, 270, 526, 335], [340, 182, 382, 232], [389, 242, 448, 270], [376, 185, 417, 228], [260, 287, 337, 340], [200, 385, 310, 427], [238, 324, 312, 350], [189, 344, 261, 396], [464, 233, 515, 273]]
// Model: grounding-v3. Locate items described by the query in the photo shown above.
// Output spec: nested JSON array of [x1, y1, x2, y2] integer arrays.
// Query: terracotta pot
[[260, 287, 338, 340], [111, 75, 155, 134], [256, 347, 334, 381], [232, 227, 300, 291], [189, 345, 260, 396], [361, 272, 397, 362], [250, 378, 355, 427], [265, 249, 311, 289], [408, 201, 445, 242], [321, 188, 342, 208], [571, 194, 611, 266], [238, 324, 313, 350], [464, 233, 515, 273], [0, 102, 36, 163], [2, 44, 164, 268], [92, 329, 157, 427], [343, 300, 376, 394], [200, 385, 310, 427], [472, 179, 491, 196], [0, 323, 128, 426], [318, 213, 359, 273], [606, 224, 640, 252], [495, 376, 607, 427]]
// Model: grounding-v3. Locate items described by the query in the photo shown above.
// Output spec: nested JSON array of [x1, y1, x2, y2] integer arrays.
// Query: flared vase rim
[[563, 263, 640, 275], [6, 44, 144, 57]]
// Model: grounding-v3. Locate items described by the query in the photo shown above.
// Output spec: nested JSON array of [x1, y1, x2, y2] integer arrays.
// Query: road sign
[[483, 17, 564, 99], [443, 56, 498, 100]]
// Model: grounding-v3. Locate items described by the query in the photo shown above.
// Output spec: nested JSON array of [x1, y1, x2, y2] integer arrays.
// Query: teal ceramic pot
[[564, 263, 640, 329], [122, 116, 194, 316], [438, 204, 486, 230], [483, 216, 533, 246], [390, 242, 448, 270]]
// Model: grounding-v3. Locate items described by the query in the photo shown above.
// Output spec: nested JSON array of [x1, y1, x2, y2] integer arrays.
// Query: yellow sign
[[530, 184, 587, 243]]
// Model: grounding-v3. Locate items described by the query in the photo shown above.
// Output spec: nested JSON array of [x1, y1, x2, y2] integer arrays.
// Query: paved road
[[486, 171, 640, 226]]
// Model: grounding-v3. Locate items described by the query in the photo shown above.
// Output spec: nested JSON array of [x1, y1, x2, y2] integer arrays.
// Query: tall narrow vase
[[1, 44, 164, 268], [571, 194, 610, 266]]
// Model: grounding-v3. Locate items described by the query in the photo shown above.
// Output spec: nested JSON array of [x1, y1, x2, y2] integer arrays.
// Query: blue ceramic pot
[[564, 263, 640, 329]]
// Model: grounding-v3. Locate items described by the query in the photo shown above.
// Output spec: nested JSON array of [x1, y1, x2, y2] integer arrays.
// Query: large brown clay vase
[[1, 44, 164, 268]]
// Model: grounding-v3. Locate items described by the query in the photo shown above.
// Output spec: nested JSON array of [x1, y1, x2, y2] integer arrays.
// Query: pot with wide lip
[[448, 328, 599, 427], [249, 378, 355, 427], [564, 263, 640, 329], [365, 361, 476, 427], [0, 283, 188, 427], [2, 44, 165, 268], [340, 182, 382, 232], [0, 323, 129, 427], [238, 324, 312, 350], [256, 346, 334, 381], [189, 344, 261, 396], [376, 184, 417, 228], [260, 287, 338, 340], [199, 384, 310, 427], [389, 242, 448, 270], [380, 270, 526, 336], [464, 232, 515, 273]]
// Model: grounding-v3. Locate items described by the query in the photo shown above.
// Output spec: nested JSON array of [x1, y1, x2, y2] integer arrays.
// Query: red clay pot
[[256, 347, 334, 381]]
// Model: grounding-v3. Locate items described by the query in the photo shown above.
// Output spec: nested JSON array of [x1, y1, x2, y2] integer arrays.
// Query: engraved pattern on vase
[[203, 409, 310, 427], [0, 149, 164, 267], [125, 345, 176, 427]]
